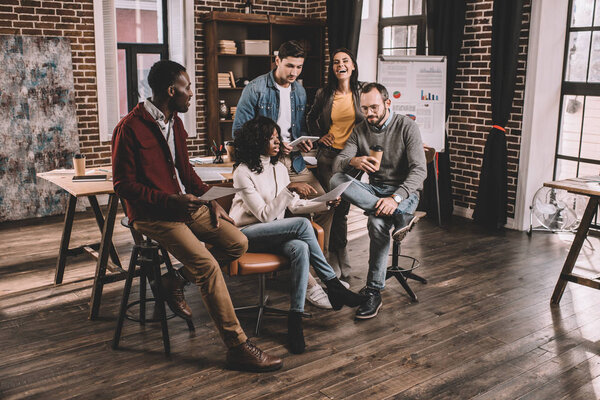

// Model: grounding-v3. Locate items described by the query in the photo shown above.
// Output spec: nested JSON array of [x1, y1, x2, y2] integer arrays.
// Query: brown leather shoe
[[226, 340, 283, 372], [159, 271, 192, 320]]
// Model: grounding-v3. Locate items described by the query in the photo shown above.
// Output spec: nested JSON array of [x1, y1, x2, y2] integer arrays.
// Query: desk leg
[[89, 194, 119, 320], [551, 197, 599, 304], [55, 195, 77, 284], [88, 195, 122, 269]]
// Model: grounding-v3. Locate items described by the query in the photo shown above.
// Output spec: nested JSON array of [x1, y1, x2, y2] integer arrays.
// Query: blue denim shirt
[[233, 70, 308, 173]]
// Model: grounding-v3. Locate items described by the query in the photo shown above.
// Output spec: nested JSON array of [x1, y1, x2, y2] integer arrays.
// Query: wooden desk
[[545, 176, 600, 304], [37, 170, 123, 320]]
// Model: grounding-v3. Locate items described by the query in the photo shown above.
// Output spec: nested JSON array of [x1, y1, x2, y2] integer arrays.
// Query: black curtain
[[473, 0, 524, 229], [421, 0, 467, 222], [326, 0, 363, 56]]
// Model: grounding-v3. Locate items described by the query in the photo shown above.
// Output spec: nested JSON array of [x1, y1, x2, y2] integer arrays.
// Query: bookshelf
[[202, 11, 325, 145]]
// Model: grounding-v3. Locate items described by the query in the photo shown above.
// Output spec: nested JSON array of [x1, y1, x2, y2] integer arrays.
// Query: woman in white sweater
[[230, 116, 366, 354]]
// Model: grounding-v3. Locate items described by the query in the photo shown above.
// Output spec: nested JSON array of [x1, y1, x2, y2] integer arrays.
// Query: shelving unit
[[202, 11, 325, 145]]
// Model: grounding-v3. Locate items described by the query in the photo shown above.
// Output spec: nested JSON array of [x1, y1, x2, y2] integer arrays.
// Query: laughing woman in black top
[[307, 48, 363, 281]]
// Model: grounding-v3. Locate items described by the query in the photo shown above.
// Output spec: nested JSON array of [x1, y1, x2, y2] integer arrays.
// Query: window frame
[[378, 0, 427, 56], [116, 0, 170, 113], [554, 0, 600, 178]]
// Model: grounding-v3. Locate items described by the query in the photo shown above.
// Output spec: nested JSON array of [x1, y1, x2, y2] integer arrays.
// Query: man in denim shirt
[[233, 41, 324, 199]]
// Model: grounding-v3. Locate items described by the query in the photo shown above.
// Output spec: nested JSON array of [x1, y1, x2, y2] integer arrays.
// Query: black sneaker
[[355, 287, 382, 320], [392, 213, 417, 242]]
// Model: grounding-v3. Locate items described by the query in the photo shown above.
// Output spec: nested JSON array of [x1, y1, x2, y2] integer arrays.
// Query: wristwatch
[[392, 194, 403, 204]]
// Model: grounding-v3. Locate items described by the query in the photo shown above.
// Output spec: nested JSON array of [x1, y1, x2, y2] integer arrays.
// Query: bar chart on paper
[[421, 90, 440, 101], [377, 55, 447, 152]]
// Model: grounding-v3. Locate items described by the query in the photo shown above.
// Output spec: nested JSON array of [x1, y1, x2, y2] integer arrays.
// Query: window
[[379, 0, 426, 56], [554, 0, 600, 180], [94, 0, 196, 141], [116, 0, 169, 116]]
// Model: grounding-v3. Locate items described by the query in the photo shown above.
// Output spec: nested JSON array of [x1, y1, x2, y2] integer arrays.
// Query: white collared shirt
[[143, 99, 186, 194]]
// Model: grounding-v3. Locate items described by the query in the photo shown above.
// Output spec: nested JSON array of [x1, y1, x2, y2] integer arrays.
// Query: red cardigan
[[112, 103, 210, 223]]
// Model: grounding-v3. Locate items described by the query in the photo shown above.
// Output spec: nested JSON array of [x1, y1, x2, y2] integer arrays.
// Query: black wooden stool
[[112, 218, 194, 355], [386, 211, 427, 302]]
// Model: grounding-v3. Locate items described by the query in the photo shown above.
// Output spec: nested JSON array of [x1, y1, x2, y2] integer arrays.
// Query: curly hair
[[233, 116, 282, 174]]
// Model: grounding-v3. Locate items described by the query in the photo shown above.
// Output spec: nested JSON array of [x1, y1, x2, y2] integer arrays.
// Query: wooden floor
[[1, 206, 600, 399]]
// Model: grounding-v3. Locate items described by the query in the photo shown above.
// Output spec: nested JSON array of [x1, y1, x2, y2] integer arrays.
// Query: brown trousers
[[134, 206, 248, 348]]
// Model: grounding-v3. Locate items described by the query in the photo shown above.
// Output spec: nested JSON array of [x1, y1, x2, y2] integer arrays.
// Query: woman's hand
[[287, 182, 317, 198], [281, 142, 293, 155], [318, 133, 335, 147], [327, 197, 341, 208]]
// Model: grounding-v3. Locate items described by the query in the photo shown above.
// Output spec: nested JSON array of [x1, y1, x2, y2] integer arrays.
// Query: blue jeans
[[330, 173, 419, 290], [240, 217, 337, 312]]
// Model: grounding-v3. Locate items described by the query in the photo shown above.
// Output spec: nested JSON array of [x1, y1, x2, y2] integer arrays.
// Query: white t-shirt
[[275, 82, 292, 143]]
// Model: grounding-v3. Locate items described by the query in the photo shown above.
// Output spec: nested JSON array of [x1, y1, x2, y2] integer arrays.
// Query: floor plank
[[0, 207, 599, 399]]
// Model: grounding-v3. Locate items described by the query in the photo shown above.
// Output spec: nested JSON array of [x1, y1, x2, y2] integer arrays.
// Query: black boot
[[324, 278, 368, 310], [288, 311, 305, 354]]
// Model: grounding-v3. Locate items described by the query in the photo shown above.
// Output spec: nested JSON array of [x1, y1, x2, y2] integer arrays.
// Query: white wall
[[514, 0, 569, 231], [357, 0, 379, 82]]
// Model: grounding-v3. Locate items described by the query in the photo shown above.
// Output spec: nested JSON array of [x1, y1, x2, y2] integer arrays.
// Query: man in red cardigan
[[112, 60, 282, 372]]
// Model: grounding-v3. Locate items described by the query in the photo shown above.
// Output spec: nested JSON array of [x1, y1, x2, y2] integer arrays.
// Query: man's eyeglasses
[[361, 104, 382, 114]]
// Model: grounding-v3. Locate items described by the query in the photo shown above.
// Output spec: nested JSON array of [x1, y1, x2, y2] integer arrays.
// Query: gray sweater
[[333, 113, 427, 200]]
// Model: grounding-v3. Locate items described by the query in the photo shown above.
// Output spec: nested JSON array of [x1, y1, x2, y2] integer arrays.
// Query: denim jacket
[[232, 70, 308, 173]]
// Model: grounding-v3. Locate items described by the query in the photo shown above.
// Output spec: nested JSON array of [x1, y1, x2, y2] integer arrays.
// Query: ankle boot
[[288, 311, 306, 354], [324, 278, 368, 310]]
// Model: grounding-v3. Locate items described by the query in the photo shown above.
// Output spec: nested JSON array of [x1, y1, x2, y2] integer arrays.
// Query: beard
[[366, 110, 387, 128]]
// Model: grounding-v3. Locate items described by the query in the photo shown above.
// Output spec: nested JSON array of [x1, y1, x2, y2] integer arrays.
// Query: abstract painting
[[0, 35, 80, 222]]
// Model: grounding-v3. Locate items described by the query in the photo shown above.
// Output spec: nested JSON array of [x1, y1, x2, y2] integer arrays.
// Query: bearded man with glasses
[[329, 82, 427, 320]]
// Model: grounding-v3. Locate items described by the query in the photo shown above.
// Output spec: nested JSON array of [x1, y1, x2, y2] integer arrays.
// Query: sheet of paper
[[194, 166, 233, 182], [303, 156, 317, 165], [289, 136, 320, 151], [43, 168, 75, 175], [311, 180, 353, 202], [198, 186, 245, 201]]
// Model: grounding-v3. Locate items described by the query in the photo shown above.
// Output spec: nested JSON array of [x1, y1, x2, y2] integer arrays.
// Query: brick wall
[[0, 0, 326, 166], [447, 0, 531, 218], [2, 0, 532, 221], [0, 0, 108, 166]]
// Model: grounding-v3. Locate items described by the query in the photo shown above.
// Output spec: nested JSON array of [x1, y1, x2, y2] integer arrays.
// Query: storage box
[[241, 40, 270, 55]]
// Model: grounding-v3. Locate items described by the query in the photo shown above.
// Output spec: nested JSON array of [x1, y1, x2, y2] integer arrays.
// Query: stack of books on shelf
[[218, 71, 236, 88], [218, 40, 237, 54], [230, 106, 237, 120]]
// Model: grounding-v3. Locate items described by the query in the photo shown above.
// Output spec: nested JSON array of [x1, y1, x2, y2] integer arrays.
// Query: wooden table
[[38, 164, 234, 319], [545, 176, 600, 304], [37, 169, 123, 320]]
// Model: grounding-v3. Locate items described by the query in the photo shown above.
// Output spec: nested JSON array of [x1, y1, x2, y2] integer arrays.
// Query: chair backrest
[[216, 193, 235, 213], [217, 192, 324, 277], [424, 145, 436, 164]]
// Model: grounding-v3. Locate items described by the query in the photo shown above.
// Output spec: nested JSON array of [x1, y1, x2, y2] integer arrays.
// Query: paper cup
[[73, 154, 86, 176], [369, 145, 383, 171]]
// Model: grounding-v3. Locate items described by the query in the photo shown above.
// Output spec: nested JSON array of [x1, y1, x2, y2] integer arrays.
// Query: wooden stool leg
[[139, 267, 147, 324], [160, 247, 175, 274], [112, 246, 139, 349], [151, 252, 170, 355]]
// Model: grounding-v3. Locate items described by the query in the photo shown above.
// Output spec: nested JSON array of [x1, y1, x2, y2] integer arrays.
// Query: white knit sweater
[[229, 156, 327, 227]]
